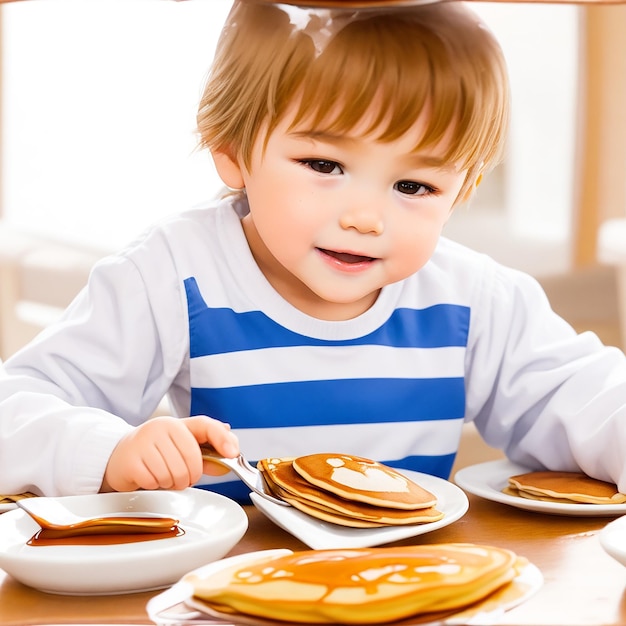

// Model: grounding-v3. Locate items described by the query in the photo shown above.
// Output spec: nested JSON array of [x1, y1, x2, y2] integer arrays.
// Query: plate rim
[[454, 459, 626, 517], [250, 469, 469, 549]]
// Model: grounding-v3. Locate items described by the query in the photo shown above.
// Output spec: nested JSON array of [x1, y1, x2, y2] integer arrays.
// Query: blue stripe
[[190, 378, 465, 428], [184, 277, 470, 356], [194, 453, 457, 504], [387, 454, 456, 481], [194, 481, 253, 504]]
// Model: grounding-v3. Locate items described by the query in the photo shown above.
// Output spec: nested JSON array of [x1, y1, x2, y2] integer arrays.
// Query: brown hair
[[197, 1, 510, 200]]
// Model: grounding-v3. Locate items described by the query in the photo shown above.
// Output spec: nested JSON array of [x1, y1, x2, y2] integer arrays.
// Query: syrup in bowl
[[17, 496, 179, 537]]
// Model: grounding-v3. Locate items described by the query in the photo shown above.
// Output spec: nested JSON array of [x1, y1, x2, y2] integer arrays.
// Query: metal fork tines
[[200, 447, 290, 507]]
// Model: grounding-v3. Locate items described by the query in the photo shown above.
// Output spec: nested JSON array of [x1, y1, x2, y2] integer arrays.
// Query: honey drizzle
[[230, 546, 504, 597]]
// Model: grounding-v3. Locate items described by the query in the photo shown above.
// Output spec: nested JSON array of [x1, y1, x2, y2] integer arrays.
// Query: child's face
[[217, 106, 469, 321]]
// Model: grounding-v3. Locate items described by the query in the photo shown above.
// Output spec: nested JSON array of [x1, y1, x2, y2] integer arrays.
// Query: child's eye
[[395, 180, 435, 196], [300, 159, 343, 175]]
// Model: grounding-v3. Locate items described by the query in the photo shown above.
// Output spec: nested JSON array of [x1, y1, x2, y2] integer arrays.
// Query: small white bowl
[[599, 514, 626, 567], [0, 489, 248, 595]]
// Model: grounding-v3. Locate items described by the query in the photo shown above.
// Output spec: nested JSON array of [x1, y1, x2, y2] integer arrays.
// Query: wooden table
[[2, 494, 626, 625]]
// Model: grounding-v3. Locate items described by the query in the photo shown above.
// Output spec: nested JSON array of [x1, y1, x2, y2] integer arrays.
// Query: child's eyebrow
[[290, 130, 456, 171], [405, 154, 457, 171], [288, 130, 357, 145]]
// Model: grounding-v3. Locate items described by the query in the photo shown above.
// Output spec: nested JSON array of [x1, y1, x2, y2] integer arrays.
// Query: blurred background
[[1, 0, 625, 362]]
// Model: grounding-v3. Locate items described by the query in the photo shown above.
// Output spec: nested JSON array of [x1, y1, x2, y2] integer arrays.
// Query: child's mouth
[[318, 248, 376, 264]]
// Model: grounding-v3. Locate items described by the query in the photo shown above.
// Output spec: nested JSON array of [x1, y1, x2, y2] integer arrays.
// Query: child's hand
[[101, 415, 239, 493]]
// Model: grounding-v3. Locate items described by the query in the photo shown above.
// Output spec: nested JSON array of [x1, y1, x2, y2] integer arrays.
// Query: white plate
[[250, 470, 468, 549], [0, 489, 248, 595], [148, 548, 543, 626], [599, 515, 626, 567], [455, 459, 626, 517]]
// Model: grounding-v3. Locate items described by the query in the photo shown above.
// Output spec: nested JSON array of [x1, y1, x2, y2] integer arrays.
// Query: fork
[[200, 446, 290, 507]]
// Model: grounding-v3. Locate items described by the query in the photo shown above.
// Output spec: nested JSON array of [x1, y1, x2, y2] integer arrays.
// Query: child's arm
[[101, 415, 239, 493], [465, 260, 626, 489]]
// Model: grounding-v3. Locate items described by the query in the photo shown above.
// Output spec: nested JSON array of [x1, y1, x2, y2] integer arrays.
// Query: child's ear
[[211, 149, 246, 190]]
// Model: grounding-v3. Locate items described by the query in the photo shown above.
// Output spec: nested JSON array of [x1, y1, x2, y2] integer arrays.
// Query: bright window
[[2, 0, 232, 249]]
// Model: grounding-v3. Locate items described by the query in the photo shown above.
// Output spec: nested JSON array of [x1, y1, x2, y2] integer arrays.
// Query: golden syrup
[[27, 525, 184, 546]]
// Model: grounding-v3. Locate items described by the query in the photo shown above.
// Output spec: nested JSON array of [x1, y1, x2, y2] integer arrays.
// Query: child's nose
[[338, 199, 384, 235]]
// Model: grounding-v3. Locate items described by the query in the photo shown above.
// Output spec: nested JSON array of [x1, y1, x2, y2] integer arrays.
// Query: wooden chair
[[598, 219, 626, 350]]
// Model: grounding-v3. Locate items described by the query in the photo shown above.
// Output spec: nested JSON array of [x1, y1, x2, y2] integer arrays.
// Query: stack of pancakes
[[189, 543, 525, 624], [504, 471, 626, 504], [257, 453, 443, 527]]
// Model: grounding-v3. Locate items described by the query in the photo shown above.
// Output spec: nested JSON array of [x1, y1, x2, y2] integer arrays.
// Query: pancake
[[506, 471, 626, 504], [282, 497, 387, 528], [285, 496, 444, 527], [189, 543, 521, 624], [502, 485, 579, 504], [292, 453, 437, 509], [259, 457, 444, 526]]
